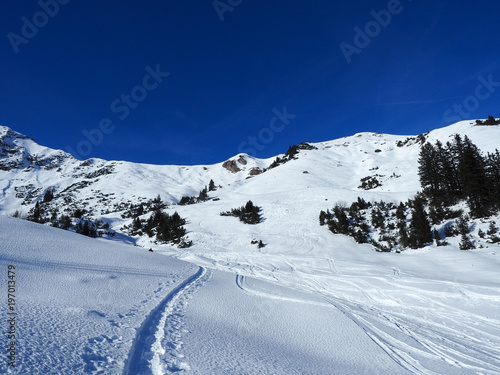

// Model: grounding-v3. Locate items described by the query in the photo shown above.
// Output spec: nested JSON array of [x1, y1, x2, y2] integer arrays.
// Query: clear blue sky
[[2, 0, 500, 165]]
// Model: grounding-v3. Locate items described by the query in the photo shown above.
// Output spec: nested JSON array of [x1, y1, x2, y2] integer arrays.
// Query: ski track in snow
[[236, 274, 333, 308], [235, 271, 500, 375], [123, 266, 209, 375]]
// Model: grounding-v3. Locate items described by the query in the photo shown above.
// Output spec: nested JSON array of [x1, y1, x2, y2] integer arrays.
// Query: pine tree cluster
[[358, 175, 383, 190], [125, 209, 192, 247], [267, 143, 318, 170], [320, 197, 440, 251], [475, 115, 500, 126], [74, 219, 110, 238], [418, 134, 500, 217], [220, 200, 261, 224], [26, 199, 114, 238], [121, 194, 166, 219], [178, 180, 216, 206], [396, 133, 429, 147], [478, 220, 500, 244]]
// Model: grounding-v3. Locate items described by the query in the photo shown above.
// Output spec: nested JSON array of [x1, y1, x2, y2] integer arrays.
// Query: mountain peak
[[0, 125, 74, 172]]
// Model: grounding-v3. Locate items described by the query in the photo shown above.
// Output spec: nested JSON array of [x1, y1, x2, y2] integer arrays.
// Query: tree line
[[320, 132, 500, 251], [418, 134, 500, 217]]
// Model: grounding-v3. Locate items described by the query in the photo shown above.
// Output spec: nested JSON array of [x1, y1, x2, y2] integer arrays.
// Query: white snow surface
[[1, 120, 500, 374]]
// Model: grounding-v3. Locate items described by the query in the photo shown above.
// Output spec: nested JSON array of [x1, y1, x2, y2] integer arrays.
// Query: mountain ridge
[[1, 120, 499, 251]]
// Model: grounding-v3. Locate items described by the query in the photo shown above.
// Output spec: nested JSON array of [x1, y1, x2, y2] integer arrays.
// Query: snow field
[[1, 121, 500, 373], [0, 216, 198, 374]]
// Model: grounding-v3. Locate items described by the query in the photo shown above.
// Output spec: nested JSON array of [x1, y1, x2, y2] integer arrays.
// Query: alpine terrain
[[1, 120, 499, 374]]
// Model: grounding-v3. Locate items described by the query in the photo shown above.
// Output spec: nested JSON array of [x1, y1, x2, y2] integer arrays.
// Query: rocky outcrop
[[222, 159, 241, 173], [248, 167, 262, 176]]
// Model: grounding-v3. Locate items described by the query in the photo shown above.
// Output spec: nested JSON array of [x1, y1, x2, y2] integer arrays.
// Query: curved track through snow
[[123, 266, 208, 375], [236, 273, 500, 375], [236, 275, 335, 308]]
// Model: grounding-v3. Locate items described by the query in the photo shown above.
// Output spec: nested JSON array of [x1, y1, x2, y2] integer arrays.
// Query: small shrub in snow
[[221, 200, 261, 224]]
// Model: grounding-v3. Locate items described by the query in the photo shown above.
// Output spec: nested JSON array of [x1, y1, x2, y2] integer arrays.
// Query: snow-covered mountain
[[1, 120, 498, 217], [1, 121, 500, 374], [0, 125, 269, 216], [1, 120, 499, 249]]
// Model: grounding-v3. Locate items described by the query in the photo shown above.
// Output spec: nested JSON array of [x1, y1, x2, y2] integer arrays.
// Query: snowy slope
[[0, 121, 497, 220], [1, 120, 500, 374], [0, 125, 271, 217], [0, 216, 200, 374], [1, 216, 418, 375]]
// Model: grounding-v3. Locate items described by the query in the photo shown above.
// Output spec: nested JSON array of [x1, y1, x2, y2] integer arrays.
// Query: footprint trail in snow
[[123, 266, 210, 375]]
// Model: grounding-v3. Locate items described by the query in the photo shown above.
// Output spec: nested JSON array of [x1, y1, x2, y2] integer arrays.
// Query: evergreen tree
[[43, 188, 54, 203], [485, 150, 500, 207], [458, 136, 490, 217], [198, 187, 208, 202], [456, 215, 471, 237], [242, 200, 260, 224], [371, 208, 385, 229], [50, 210, 58, 226], [435, 140, 461, 204], [28, 202, 43, 223], [208, 179, 216, 191], [59, 215, 72, 230], [484, 115, 498, 125], [408, 197, 432, 248], [82, 221, 90, 236], [152, 195, 165, 210], [285, 145, 299, 159], [357, 196, 370, 210], [418, 143, 441, 203], [156, 211, 187, 244], [132, 217, 142, 232], [319, 210, 328, 226], [221, 201, 261, 224], [327, 218, 338, 234], [396, 202, 406, 221], [398, 223, 410, 248], [74, 208, 85, 219], [353, 229, 369, 244], [487, 221, 498, 236], [333, 204, 350, 234], [428, 206, 446, 225], [459, 234, 475, 250], [75, 220, 97, 238]]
